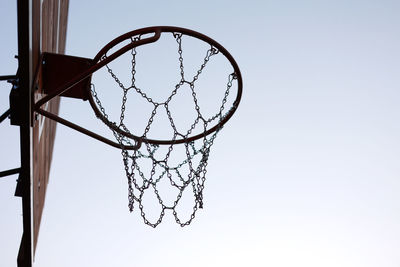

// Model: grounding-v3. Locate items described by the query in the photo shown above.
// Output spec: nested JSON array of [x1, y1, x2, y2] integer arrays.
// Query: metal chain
[[91, 32, 234, 227]]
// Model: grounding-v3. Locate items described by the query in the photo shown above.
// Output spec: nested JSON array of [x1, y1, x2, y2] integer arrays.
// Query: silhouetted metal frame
[[34, 26, 243, 150], [17, 0, 32, 266]]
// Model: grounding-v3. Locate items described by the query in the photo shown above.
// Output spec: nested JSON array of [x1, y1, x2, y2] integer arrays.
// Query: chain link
[[91, 32, 234, 227]]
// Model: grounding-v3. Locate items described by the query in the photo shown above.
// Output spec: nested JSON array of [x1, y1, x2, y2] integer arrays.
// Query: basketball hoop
[[33, 26, 242, 227]]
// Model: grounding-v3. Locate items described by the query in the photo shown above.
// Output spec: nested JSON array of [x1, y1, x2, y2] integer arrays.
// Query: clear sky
[[1, 0, 400, 266]]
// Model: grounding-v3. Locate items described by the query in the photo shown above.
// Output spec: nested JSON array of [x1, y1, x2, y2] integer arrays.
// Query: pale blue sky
[[1, 1, 400, 266]]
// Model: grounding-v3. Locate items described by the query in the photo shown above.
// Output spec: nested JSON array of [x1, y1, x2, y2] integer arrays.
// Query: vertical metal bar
[[16, 0, 32, 266]]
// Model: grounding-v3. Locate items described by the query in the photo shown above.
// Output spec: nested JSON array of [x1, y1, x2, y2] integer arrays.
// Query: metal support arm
[[0, 167, 21, 178], [0, 75, 17, 81], [36, 108, 141, 150], [0, 109, 11, 124]]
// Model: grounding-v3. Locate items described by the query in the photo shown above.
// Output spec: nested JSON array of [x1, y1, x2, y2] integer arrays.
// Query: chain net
[[91, 32, 237, 227]]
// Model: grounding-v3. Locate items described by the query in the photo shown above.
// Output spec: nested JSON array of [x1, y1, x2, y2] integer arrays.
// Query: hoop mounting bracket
[[40, 52, 93, 100], [32, 52, 142, 150]]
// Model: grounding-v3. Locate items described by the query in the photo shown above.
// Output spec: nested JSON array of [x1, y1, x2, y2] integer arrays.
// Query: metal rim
[[88, 26, 243, 145]]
